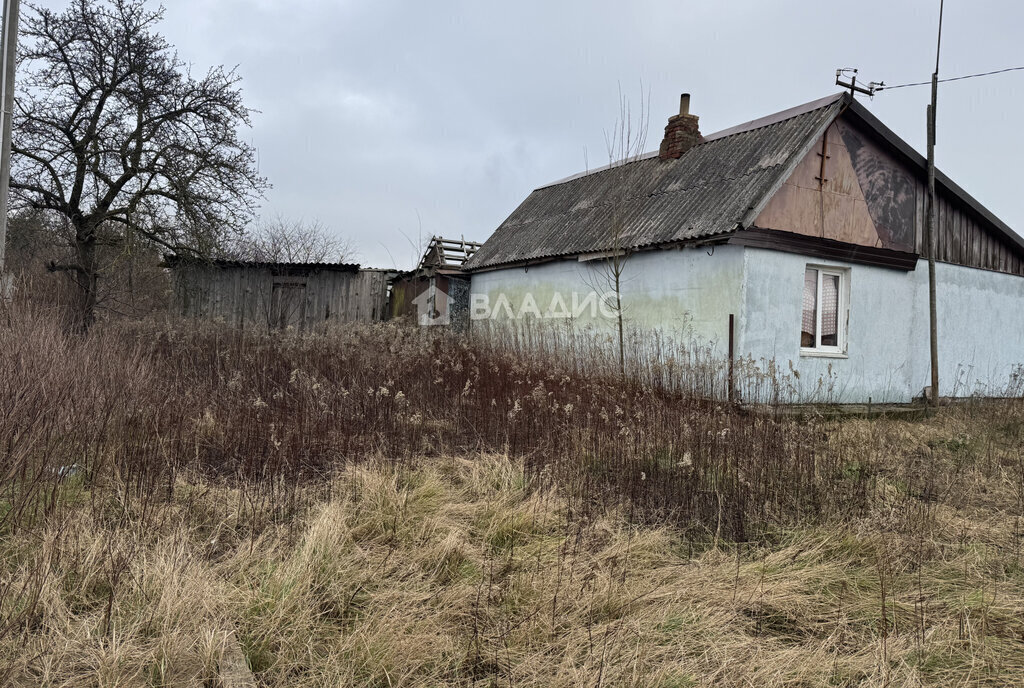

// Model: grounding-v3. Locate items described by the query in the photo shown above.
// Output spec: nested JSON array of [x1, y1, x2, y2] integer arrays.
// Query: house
[[167, 256, 396, 330], [389, 236, 481, 327], [463, 92, 1024, 402]]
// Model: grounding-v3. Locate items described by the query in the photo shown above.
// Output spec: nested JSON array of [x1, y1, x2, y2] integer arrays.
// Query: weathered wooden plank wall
[[388, 274, 452, 324], [173, 266, 395, 329], [920, 191, 1024, 276]]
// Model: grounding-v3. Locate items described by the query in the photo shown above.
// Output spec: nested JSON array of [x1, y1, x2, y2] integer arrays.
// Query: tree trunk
[[72, 221, 99, 331], [614, 269, 625, 376]]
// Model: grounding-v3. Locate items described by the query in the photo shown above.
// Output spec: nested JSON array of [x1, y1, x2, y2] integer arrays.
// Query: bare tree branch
[[582, 82, 650, 374], [225, 216, 356, 264]]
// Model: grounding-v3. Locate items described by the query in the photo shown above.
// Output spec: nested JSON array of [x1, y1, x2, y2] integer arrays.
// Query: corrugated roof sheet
[[465, 93, 847, 270], [163, 255, 361, 272]]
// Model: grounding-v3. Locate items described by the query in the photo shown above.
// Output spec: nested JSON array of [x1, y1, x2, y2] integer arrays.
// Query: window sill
[[800, 348, 848, 359]]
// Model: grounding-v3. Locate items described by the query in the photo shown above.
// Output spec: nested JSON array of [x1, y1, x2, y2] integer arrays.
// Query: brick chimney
[[659, 93, 702, 160]]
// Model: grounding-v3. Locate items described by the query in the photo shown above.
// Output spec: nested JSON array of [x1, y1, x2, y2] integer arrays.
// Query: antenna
[[835, 68, 883, 97]]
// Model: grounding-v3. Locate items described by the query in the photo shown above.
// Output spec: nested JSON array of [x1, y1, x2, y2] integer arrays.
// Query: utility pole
[[0, 0, 19, 289], [925, 0, 943, 407]]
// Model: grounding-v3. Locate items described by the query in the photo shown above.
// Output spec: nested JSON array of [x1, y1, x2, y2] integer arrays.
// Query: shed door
[[271, 281, 307, 330]]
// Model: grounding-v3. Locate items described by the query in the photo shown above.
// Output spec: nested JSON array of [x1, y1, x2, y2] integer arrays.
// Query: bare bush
[[226, 216, 355, 264], [2, 311, 1024, 684], [3, 210, 171, 321]]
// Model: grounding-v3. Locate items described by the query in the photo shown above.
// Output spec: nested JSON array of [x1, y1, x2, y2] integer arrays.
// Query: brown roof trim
[[463, 226, 922, 274], [462, 255, 567, 274], [730, 228, 920, 271], [465, 238, 731, 274]]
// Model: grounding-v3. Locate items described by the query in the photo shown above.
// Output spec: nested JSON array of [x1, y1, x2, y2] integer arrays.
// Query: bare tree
[[10, 0, 268, 328], [583, 85, 650, 375], [227, 216, 355, 264]]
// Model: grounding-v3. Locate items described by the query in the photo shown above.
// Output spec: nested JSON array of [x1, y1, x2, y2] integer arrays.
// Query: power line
[[877, 65, 1024, 91]]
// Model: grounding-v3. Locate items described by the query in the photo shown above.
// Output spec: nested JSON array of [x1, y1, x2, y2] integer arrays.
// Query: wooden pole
[[728, 313, 735, 404], [926, 99, 939, 406], [0, 0, 19, 284], [925, 1, 943, 406]]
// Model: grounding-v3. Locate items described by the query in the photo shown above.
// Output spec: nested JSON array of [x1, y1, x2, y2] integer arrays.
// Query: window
[[801, 266, 847, 355]]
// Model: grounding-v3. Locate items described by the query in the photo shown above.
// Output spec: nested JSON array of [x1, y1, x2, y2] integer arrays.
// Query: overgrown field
[[2, 311, 1023, 686]]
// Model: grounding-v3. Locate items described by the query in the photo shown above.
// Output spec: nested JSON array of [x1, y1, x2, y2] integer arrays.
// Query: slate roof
[[465, 93, 849, 271]]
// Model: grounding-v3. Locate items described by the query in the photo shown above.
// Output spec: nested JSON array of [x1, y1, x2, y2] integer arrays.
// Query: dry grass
[[1, 309, 1023, 686], [4, 443, 1023, 687]]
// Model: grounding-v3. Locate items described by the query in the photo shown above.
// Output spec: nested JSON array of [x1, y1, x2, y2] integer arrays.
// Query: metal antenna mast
[[835, 68, 883, 97]]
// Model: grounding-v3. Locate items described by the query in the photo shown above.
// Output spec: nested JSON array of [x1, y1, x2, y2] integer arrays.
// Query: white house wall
[[468, 245, 1024, 402], [468, 245, 744, 351], [740, 247, 1024, 402], [924, 260, 1024, 398]]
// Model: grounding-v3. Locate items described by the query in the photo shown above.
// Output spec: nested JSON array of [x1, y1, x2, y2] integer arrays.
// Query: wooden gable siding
[[754, 111, 1024, 276], [753, 123, 890, 249], [174, 266, 393, 329], [920, 186, 1024, 276]]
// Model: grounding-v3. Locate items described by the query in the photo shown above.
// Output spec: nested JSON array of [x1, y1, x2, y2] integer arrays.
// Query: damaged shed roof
[[163, 255, 361, 272], [465, 93, 848, 271]]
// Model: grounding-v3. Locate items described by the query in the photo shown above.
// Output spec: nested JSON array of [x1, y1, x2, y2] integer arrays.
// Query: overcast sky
[[34, 0, 1024, 268]]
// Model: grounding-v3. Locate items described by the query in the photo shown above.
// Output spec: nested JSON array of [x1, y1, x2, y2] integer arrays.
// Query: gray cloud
[[28, 0, 1024, 267]]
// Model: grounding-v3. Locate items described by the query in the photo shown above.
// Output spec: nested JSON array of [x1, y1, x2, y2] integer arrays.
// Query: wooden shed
[[167, 257, 396, 330]]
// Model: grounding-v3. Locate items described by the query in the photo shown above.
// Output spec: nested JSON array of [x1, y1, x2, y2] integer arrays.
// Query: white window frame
[[800, 265, 849, 358]]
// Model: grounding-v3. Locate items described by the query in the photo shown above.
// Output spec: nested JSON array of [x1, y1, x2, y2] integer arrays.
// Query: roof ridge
[[702, 92, 847, 143], [535, 93, 848, 191]]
